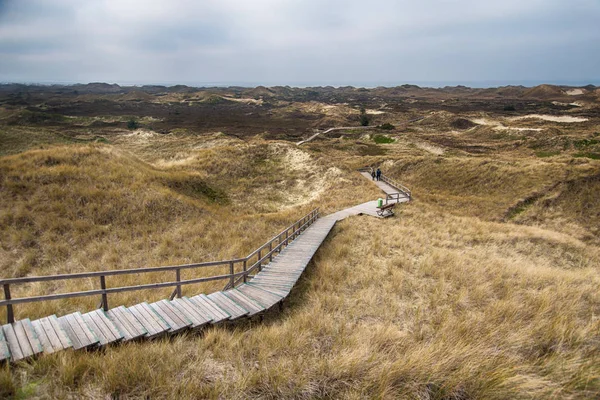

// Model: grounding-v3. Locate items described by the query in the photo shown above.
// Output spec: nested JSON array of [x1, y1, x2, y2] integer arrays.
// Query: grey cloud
[[0, 0, 598, 86]]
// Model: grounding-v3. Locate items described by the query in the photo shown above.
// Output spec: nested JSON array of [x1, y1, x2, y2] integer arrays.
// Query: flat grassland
[[0, 84, 599, 398]]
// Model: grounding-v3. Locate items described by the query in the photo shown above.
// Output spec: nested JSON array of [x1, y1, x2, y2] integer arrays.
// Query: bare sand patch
[[416, 142, 445, 155], [493, 126, 543, 132], [366, 109, 385, 115], [509, 115, 588, 123], [223, 97, 263, 105], [566, 89, 585, 96], [471, 118, 502, 127]]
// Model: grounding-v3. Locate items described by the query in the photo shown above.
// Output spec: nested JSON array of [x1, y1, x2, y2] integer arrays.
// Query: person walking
[[376, 168, 381, 181], [370, 167, 376, 180]]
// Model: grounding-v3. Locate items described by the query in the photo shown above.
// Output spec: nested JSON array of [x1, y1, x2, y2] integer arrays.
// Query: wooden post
[[243, 259, 247, 283], [269, 242, 273, 262], [100, 276, 109, 312], [3, 284, 14, 324], [175, 269, 182, 298], [285, 229, 289, 245], [229, 261, 235, 288], [258, 249, 262, 272]]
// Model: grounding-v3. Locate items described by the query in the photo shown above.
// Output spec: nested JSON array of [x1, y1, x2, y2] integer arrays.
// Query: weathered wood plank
[[223, 290, 264, 316], [72, 312, 99, 346], [58, 316, 83, 350], [81, 312, 110, 346], [94, 310, 124, 342], [171, 298, 210, 328], [107, 306, 147, 341], [189, 295, 228, 322], [13, 320, 35, 359], [2, 324, 23, 361], [149, 300, 191, 334], [48, 315, 72, 349], [207, 292, 248, 320], [0, 327, 11, 362], [32, 319, 54, 354], [21, 319, 43, 356]]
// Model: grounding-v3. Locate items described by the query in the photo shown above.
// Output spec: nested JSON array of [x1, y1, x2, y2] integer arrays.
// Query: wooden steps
[[32, 315, 72, 354], [107, 306, 148, 341], [2, 319, 44, 361], [0, 174, 407, 363], [81, 310, 123, 346], [58, 312, 99, 350]]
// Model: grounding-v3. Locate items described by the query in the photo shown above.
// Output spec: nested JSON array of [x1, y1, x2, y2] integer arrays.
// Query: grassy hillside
[[2, 203, 598, 398], [0, 88, 599, 398]]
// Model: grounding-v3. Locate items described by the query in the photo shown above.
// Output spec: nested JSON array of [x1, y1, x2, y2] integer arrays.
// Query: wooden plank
[[207, 292, 248, 320], [81, 312, 109, 346], [247, 282, 289, 297], [0, 327, 11, 362], [189, 295, 230, 323], [21, 319, 43, 355], [58, 315, 83, 350], [3, 324, 23, 361], [13, 320, 34, 359], [32, 319, 55, 354], [107, 306, 147, 341], [139, 302, 170, 333], [149, 300, 190, 334], [93, 310, 124, 342], [114, 306, 147, 340], [72, 312, 99, 346], [238, 284, 283, 306], [48, 315, 72, 349], [223, 290, 265, 316], [195, 294, 231, 321], [59, 313, 99, 350], [157, 300, 192, 329], [127, 305, 157, 338], [171, 298, 210, 328]]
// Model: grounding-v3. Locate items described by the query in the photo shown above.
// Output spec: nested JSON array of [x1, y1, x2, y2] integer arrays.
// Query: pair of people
[[370, 167, 382, 181]]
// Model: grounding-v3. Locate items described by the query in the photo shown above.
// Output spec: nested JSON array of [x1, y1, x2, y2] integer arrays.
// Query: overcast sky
[[0, 0, 599, 87]]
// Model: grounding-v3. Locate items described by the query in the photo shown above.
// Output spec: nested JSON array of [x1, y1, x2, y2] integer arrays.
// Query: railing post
[[176, 268, 182, 298], [258, 249, 262, 272], [243, 259, 247, 283], [100, 276, 109, 312], [285, 229, 289, 245], [269, 242, 273, 262], [229, 261, 235, 288], [4, 284, 14, 324]]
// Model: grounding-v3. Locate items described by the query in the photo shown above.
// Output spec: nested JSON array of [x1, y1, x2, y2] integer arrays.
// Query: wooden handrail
[[1, 208, 319, 323], [358, 167, 411, 199]]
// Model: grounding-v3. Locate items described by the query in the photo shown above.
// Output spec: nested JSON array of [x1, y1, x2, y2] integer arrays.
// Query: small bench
[[376, 202, 395, 217]]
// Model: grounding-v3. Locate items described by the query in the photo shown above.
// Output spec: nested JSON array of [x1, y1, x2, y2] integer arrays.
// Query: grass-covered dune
[[0, 123, 599, 398]]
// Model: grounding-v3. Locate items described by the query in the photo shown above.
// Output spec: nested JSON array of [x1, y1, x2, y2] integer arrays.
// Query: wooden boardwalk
[[0, 172, 410, 363]]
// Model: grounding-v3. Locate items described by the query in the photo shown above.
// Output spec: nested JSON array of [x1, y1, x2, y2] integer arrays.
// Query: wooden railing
[[380, 175, 411, 200], [0, 209, 319, 324], [358, 167, 412, 200]]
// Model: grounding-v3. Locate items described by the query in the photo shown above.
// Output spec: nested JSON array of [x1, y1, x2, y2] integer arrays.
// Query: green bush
[[372, 135, 395, 144], [378, 123, 395, 130], [360, 114, 370, 126], [127, 119, 139, 130]]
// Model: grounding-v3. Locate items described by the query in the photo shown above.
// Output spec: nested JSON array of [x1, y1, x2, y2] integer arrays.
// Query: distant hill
[[521, 84, 566, 99]]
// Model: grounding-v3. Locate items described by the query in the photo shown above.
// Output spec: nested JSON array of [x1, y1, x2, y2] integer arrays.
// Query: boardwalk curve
[[0, 171, 410, 363]]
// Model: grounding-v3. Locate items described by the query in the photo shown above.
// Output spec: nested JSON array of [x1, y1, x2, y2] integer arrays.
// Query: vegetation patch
[[372, 134, 395, 144], [574, 152, 600, 160]]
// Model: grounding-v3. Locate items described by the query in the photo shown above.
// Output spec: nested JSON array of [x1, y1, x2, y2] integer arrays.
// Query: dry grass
[[1, 121, 599, 398], [2, 203, 599, 398]]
